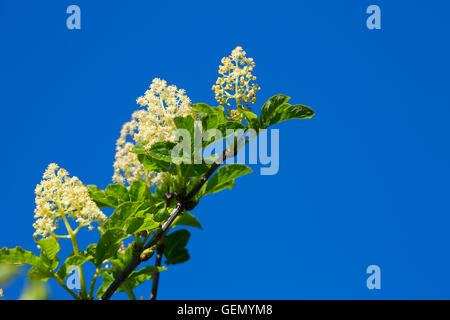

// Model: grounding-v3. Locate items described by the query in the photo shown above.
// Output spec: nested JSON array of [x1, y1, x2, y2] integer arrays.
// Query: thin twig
[[150, 245, 164, 300]]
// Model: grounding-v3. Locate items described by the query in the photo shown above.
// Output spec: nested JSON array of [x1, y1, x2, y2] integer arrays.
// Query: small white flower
[[113, 78, 193, 186], [212, 46, 260, 108], [33, 163, 106, 238]]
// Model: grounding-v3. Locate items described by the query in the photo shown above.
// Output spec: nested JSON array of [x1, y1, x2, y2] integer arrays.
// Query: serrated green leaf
[[124, 217, 145, 234], [95, 229, 128, 267], [174, 213, 202, 229], [0, 247, 57, 282], [164, 230, 191, 265], [179, 162, 211, 180], [137, 153, 171, 173], [201, 113, 219, 131], [265, 103, 315, 127], [37, 237, 60, 271], [191, 103, 218, 114], [154, 207, 169, 223], [147, 141, 177, 162], [0, 247, 41, 267], [129, 180, 149, 202], [27, 266, 53, 282], [133, 218, 159, 234], [174, 115, 195, 132], [126, 266, 167, 289], [132, 141, 149, 154], [260, 94, 291, 128], [203, 164, 252, 196], [102, 201, 150, 233], [166, 249, 189, 265], [218, 121, 246, 137], [105, 184, 130, 202], [96, 269, 115, 299], [87, 185, 118, 209], [201, 116, 244, 150], [192, 103, 227, 124]]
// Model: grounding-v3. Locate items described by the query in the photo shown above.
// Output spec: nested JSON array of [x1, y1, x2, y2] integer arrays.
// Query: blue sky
[[1, 0, 450, 299]]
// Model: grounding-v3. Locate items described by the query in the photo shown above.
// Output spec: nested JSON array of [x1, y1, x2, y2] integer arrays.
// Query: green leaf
[[205, 179, 234, 197], [265, 103, 315, 127], [0, 247, 57, 282], [96, 269, 115, 299], [174, 115, 195, 132], [123, 217, 145, 234], [147, 141, 177, 163], [126, 266, 167, 289], [37, 237, 60, 271], [218, 121, 246, 137], [56, 255, 91, 281], [129, 180, 149, 202], [0, 247, 41, 267], [102, 201, 152, 233], [174, 213, 202, 229], [95, 229, 128, 267], [191, 103, 218, 115], [260, 94, 291, 128], [200, 113, 219, 131], [101, 202, 135, 231], [213, 121, 247, 151], [133, 201, 155, 218], [238, 106, 260, 130], [107, 245, 133, 271], [192, 103, 227, 124], [132, 218, 159, 234], [105, 184, 130, 202], [27, 266, 53, 282], [123, 214, 159, 235], [164, 229, 191, 265], [203, 164, 252, 196], [37, 238, 60, 262], [178, 162, 211, 180], [87, 185, 118, 208], [83, 244, 97, 260], [137, 154, 171, 173], [154, 207, 169, 223], [132, 141, 149, 154], [192, 163, 212, 176]]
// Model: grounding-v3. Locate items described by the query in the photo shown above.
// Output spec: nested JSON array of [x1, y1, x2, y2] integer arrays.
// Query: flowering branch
[[101, 160, 223, 299], [101, 128, 251, 300], [0, 46, 315, 301]]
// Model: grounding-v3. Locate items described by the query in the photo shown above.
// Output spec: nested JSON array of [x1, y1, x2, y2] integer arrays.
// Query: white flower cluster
[[33, 163, 106, 238], [113, 78, 193, 186], [212, 46, 260, 108]]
